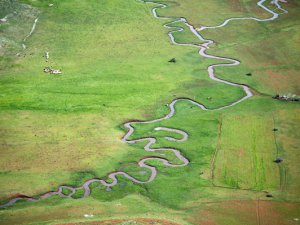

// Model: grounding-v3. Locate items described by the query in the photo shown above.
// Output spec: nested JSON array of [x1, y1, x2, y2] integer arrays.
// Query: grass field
[[0, 0, 245, 199], [0, 0, 299, 224], [201, 0, 300, 96], [149, 0, 271, 27], [213, 113, 280, 190]]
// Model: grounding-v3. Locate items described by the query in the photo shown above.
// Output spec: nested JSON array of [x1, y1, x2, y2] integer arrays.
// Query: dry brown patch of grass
[[58, 218, 181, 225], [188, 200, 300, 225], [187, 200, 257, 225], [258, 69, 300, 95], [259, 201, 300, 225]]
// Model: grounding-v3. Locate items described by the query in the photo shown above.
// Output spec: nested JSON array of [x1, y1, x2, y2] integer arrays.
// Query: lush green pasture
[[0, 0, 245, 199], [168, 21, 204, 45], [1, 99, 299, 225], [213, 113, 280, 190], [0, 0, 299, 224], [275, 108, 300, 200], [201, 0, 300, 96], [149, 0, 300, 95]]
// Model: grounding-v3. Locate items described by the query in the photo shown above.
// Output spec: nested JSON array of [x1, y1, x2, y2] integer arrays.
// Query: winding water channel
[[0, 0, 287, 209]]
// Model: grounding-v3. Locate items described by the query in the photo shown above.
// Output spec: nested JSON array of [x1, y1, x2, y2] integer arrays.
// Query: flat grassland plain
[[0, 0, 299, 224]]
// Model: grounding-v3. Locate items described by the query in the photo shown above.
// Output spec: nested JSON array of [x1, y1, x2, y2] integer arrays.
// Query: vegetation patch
[[0, 0, 299, 225]]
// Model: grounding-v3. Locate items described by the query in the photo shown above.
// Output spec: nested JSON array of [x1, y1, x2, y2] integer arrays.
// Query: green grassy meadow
[[201, 0, 300, 96], [0, 0, 299, 224], [0, 0, 245, 199]]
